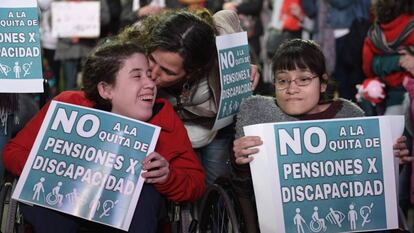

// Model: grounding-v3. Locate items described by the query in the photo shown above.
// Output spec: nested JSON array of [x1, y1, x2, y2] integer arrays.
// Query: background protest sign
[[0, 0, 43, 93], [13, 101, 160, 231], [213, 31, 252, 130], [51, 1, 100, 38], [244, 116, 403, 233]]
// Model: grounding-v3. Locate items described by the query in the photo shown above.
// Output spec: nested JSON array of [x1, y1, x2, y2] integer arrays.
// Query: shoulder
[[150, 98, 180, 132], [336, 98, 365, 118], [236, 95, 283, 138], [53, 91, 94, 107], [240, 95, 276, 111], [213, 10, 242, 35]]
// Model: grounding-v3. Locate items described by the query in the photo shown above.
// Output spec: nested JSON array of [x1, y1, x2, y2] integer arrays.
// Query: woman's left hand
[[250, 64, 260, 90], [141, 152, 170, 184], [393, 136, 412, 164]]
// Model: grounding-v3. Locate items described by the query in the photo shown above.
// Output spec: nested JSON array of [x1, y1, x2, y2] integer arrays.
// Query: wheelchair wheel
[[198, 179, 243, 233], [0, 177, 26, 233]]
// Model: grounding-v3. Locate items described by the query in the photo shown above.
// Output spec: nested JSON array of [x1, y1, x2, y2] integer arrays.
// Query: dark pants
[[21, 184, 163, 233]]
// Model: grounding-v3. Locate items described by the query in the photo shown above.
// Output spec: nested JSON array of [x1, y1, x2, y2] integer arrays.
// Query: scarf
[[368, 18, 414, 54]]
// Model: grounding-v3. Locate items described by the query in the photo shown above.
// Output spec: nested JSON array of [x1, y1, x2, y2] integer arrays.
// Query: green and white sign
[[13, 101, 160, 231], [213, 31, 252, 130], [0, 0, 43, 93], [245, 116, 402, 233]]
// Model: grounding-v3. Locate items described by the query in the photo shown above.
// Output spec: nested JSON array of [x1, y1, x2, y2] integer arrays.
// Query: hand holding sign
[[233, 136, 262, 164], [142, 152, 170, 184], [392, 136, 412, 164], [250, 64, 260, 90]]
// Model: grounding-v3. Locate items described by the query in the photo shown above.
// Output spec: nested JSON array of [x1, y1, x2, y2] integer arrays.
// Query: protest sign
[[0, 0, 43, 93], [51, 1, 100, 38], [213, 31, 252, 130], [244, 116, 403, 233], [13, 101, 160, 231]]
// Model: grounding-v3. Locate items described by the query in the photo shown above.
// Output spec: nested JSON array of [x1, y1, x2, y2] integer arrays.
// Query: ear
[[320, 74, 328, 93], [97, 81, 113, 100]]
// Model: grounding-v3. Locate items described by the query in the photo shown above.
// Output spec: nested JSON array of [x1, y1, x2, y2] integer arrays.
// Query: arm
[[2, 91, 91, 176], [2, 101, 51, 176], [362, 37, 377, 79], [399, 49, 414, 76], [151, 110, 205, 202], [372, 54, 402, 76], [233, 97, 263, 165], [394, 136, 412, 164]]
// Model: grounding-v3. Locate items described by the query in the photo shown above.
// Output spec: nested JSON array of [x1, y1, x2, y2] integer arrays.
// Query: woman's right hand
[[233, 136, 263, 165]]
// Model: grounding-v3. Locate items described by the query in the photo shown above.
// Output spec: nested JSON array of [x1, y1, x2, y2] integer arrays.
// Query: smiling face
[[98, 53, 156, 121], [149, 49, 187, 88], [275, 69, 327, 116]]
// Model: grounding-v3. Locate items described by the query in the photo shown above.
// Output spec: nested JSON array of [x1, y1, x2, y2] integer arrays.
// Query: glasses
[[275, 75, 318, 90]]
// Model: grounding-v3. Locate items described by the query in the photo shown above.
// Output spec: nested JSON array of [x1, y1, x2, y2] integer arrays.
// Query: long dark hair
[[373, 0, 414, 24], [145, 10, 216, 81]]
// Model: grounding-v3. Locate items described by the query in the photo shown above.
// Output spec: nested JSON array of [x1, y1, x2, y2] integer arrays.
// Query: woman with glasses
[[230, 39, 410, 232]]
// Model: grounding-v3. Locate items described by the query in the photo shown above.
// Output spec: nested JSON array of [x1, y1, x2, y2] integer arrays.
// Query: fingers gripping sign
[[141, 152, 170, 184], [233, 136, 263, 165]]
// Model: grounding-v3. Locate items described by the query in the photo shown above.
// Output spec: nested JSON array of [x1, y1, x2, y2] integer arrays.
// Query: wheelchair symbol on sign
[[310, 207, 327, 232], [46, 182, 64, 207]]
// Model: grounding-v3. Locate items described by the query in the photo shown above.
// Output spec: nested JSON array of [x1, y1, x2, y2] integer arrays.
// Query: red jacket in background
[[280, 0, 303, 32], [363, 14, 414, 87], [2, 91, 205, 202]]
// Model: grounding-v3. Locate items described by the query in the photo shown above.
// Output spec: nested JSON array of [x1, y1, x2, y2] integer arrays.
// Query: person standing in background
[[54, 0, 110, 91]]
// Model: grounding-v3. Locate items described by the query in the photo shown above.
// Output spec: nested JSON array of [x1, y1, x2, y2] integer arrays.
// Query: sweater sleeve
[[362, 36, 377, 79], [153, 113, 205, 202]]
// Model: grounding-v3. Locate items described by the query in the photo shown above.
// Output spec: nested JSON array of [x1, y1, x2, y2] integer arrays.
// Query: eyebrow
[[149, 54, 179, 76], [129, 68, 143, 74]]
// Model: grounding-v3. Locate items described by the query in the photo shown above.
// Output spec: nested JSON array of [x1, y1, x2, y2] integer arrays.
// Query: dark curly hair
[[373, 0, 414, 24], [82, 38, 145, 111]]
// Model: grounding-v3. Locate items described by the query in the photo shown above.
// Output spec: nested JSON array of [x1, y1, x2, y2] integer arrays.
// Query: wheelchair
[[197, 176, 411, 233], [198, 177, 254, 233], [0, 175, 25, 233], [0, 173, 198, 233]]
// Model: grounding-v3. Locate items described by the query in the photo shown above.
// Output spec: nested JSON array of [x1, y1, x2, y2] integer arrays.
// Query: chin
[[280, 105, 302, 115], [284, 108, 308, 116], [140, 112, 153, 122]]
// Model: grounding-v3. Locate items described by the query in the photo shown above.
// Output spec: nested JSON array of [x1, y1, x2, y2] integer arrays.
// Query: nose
[[143, 75, 156, 90], [286, 80, 299, 94]]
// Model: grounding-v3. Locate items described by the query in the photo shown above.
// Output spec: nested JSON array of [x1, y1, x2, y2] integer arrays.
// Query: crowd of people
[[1, 0, 414, 232]]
